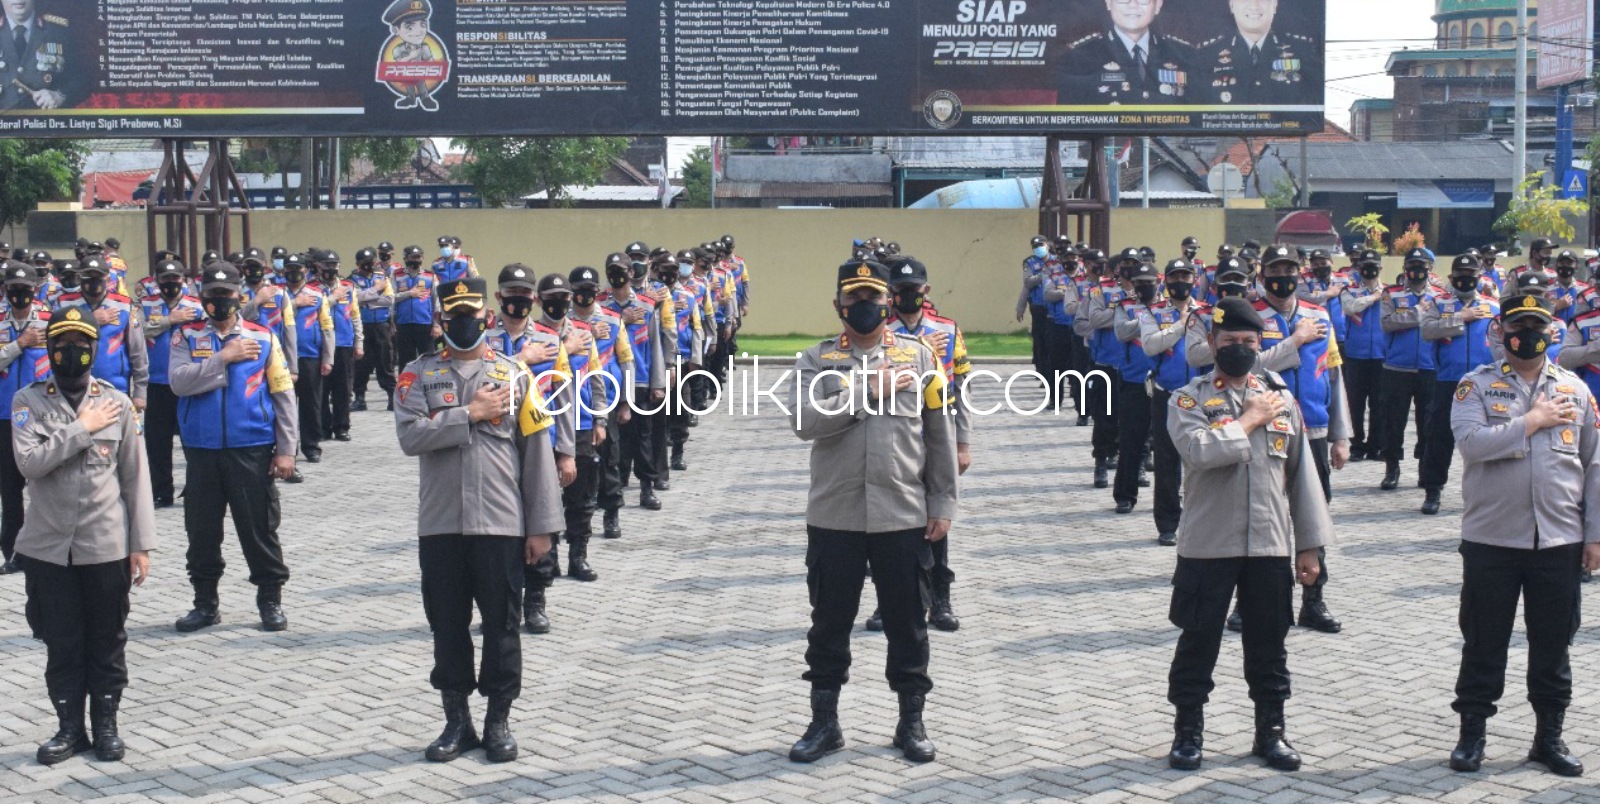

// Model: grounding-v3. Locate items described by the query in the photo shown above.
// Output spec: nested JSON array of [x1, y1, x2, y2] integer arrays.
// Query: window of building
[[1449, 22, 1462, 47], [1446, 64, 1460, 77], [1497, 21, 1512, 45], [1530, 22, 1537, 39], [1469, 23, 1485, 47], [1425, 65, 1439, 77]]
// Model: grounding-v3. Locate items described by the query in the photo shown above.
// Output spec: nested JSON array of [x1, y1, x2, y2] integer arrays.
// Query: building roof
[[882, 137, 1086, 170], [1351, 99, 1396, 110], [1214, 119, 1358, 177], [523, 186, 681, 203], [1266, 140, 1523, 181], [1436, 0, 1523, 19]]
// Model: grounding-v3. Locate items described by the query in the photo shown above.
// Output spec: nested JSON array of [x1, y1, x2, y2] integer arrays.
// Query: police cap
[[47, 305, 98, 342], [886, 256, 928, 287], [2, 261, 35, 287], [1500, 293, 1553, 324], [1213, 296, 1264, 333], [1262, 244, 1297, 267], [1164, 258, 1194, 277], [537, 273, 571, 297], [200, 262, 243, 292], [568, 266, 600, 288], [154, 259, 185, 279], [439, 277, 487, 312], [838, 259, 889, 294], [1404, 247, 1432, 265], [498, 263, 537, 291], [382, 0, 431, 26]]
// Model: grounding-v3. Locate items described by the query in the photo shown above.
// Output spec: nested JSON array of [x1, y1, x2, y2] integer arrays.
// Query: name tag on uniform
[[191, 345, 213, 358]]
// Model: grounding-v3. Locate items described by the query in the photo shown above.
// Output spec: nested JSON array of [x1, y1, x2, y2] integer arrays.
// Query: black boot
[[0, 555, 19, 574], [1168, 705, 1204, 770], [351, 394, 367, 412], [385, 391, 394, 412], [1449, 713, 1487, 772], [1421, 487, 1442, 515], [670, 445, 687, 472], [1076, 414, 1090, 427], [1226, 605, 1242, 632], [523, 584, 550, 634], [424, 690, 480, 762], [1380, 461, 1400, 491], [602, 509, 622, 539], [1093, 457, 1109, 489], [654, 478, 671, 492], [89, 693, 124, 761], [1529, 709, 1584, 777], [175, 582, 221, 632], [37, 694, 92, 765], [548, 541, 562, 578], [482, 696, 518, 763], [789, 689, 845, 762], [567, 535, 599, 582], [639, 489, 662, 510], [929, 582, 960, 632], [1158, 531, 1178, 547], [892, 692, 937, 762], [863, 608, 884, 631], [257, 586, 288, 632], [1250, 701, 1301, 771], [1297, 585, 1341, 634]]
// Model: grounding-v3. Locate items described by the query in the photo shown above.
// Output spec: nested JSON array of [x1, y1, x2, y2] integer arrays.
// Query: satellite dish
[[1208, 163, 1243, 194], [412, 139, 440, 173]]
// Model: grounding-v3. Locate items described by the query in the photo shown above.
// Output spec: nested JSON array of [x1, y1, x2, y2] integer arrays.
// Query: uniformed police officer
[[600, 253, 667, 510], [1339, 250, 1387, 461], [13, 307, 155, 765], [1083, 250, 1131, 488], [169, 263, 298, 633], [1418, 254, 1500, 515], [352, 246, 397, 411], [1446, 292, 1600, 777], [138, 259, 204, 509], [0, 0, 82, 110], [1060, 0, 1197, 103], [394, 276, 564, 764], [1197, 0, 1321, 105], [1018, 235, 1052, 376], [570, 265, 633, 541], [1377, 248, 1440, 490], [1164, 297, 1331, 772], [58, 257, 148, 414], [393, 245, 439, 371], [788, 259, 957, 765], [1112, 256, 1157, 512], [311, 250, 362, 442], [1141, 259, 1202, 546], [0, 260, 49, 574]]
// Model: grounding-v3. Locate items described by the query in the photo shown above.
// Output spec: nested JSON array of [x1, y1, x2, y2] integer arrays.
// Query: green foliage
[[1345, 212, 1389, 253], [339, 137, 418, 177], [0, 139, 85, 226], [1263, 175, 1299, 209], [1390, 222, 1426, 256], [680, 146, 712, 208], [1493, 172, 1589, 243], [450, 137, 629, 207]]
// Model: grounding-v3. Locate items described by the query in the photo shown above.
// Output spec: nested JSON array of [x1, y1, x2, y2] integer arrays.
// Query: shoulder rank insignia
[[1176, 394, 1197, 409], [1455, 380, 1474, 402], [1203, 397, 1225, 407]]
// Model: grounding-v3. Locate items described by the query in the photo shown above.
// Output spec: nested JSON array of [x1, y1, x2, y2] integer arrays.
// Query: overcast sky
[[1324, 0, 1441, 128]]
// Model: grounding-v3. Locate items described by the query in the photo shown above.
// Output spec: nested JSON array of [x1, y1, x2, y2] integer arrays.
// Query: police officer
[[1446, 292, 1600, 777], [1043, 245, 1082, 413], [650, 253, 702, 486], [393, 245, 438, 370], [533, 272, 608, 581], [788, 259, 957, 765], [1018, 236, 1052, 376], [0, 0, 82, 110], [1339, 249, 1387, 461], [138, 259, 204, 508], [240, 250, 298, 372], [1112, 256, 1157, 513], [13, 308, 156, 765], [395, 276, 563, 764], [169, 263, 298, 632], [1060, 0, 1196, 103], [0, 261, 48, 574], [283, 254, 335, 462], [1082, 249, 1130, 488], [1141, 259, 1202, 546], [1512, 238, 1557, 283], [570, 266, 633, 541], [352, 247, 396, 411], [1069, 248, 1104, 426], [433, 236, 473, 283], [1197, 0, 1321, 105], [600, 253, 667, 509], [1164, 297, 1332, 772], [57, 257, 147, 414], [1418, 254, 1500, 515], [1377, 248, 1440, 490], [312, 250, 362, 441], [1548, 250, 1587, 323]]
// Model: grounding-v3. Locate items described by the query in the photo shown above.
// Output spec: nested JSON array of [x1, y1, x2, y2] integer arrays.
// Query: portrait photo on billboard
[[0, 0, 85, 111]]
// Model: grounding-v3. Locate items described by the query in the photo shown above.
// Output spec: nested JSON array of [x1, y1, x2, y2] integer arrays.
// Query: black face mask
[[1405, 269, 1428, 284], [204, 295, 240, 322], [630, 261, 649, 281], [500, 296, 535, 320], [607, 270, 629, 289], [892, 288, 923, 314], [1217, 282, 1249, 299], [1214, 343, 1258, 378], [1312, 265, 1332, 279], [405, 261, 422, 274], [245, 268, 265, 284], [321, 268, 339, 283], [1557, 266, 1576, 279], [542, 298, 570, 320], [657, 272, 677, 287], [1134, 284, 1158, 304], [159, 281, 185, 300], [573, 290, 597, 308], [1450, 275, 1479, 294], [285, 270, 305, 285], [50, 341, 94, 379], [1503, 328, 1549, 360], [59, 275, 79, 292], [1360, 267, 1381, 280], [1166, 281, 1193, 302], [81, 278, 106, 299], [377, 253, 392, 264], [1263, 275, 1297, 299], [443, 315, 487, 351], [839, 298, 888, 335], [7, 288, 33, 309]]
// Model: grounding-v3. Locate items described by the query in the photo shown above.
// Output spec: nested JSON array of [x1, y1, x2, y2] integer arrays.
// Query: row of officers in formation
[[1005, 234, 1598, 777], [2, 234, 754, 766]]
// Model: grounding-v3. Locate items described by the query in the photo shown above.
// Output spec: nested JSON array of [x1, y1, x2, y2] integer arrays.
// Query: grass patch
[[738, 332, 1031, 358]]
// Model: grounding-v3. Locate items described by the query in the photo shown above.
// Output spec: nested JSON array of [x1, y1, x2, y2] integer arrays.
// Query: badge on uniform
[[1561, 428, 1576, 446], [1557, 384, 1575, 394], [442, 392, 456, 405], [397, 371, 417, 402], [1269, 416, 1292, 433], [1176, 394, 1197, 409], [1455, 380, 1474, 402], [1270, 436, 1288, 456], [1489, 380, 1510, 390], [1203, 397, 1225, 408], [1491, 403, 1509, 414], [12, 407, 28, 428]]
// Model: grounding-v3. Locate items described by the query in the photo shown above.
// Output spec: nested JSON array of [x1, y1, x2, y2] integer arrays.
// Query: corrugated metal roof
[[1267, 140, 1525, 182], [884, 137, 1086, 170], [523, 186, 681, 202]]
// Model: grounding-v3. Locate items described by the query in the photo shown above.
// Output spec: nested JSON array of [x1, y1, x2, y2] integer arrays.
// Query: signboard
[[1563, 168, 1589, 201], [1538, 0, 1595, 89], [0, 0, 1324, 138], [1397, 180, 1496, 210]]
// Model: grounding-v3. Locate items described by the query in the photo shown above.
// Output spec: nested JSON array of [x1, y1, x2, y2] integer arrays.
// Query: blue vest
[[1383, 286, 1437, 372], [351, 272, 391, 324], [317, 280, 358, 348], [1551, 280, 1587, 324], [175, 322, 280, 450], [1572, 310, 1600, 399], [1147, 303, 1197, 392], [603, 295, 656, 386], [58, 294, 135, 394], [1046, 267, 1075, 325], [1025, 256, 1049, 306], [394, 273, 437, 326], [1304, 275, 1348, 341], [1341, 286, 1386, 360], [243, 283, 293, 349], [1091, 281, 1127, 368], [140, 294, 204, 385], [290, 287, 326, 360], [0, 304, 50, 420], [1116, 300, 1153, 384], [433, 257, 471, 284], [1259, 301, 1335, 430], [1431, 295, 1499, 383]]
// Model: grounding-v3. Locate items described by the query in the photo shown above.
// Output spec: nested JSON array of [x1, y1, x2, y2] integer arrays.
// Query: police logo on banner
[[923, 90, 963, 130]]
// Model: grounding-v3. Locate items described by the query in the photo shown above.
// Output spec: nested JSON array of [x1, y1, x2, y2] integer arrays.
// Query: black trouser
[[22, 556, 131, 701], [419, 535, 524, 699], [320, 345, 354, 437], [530, 433, 599, 588], [182, 445, 289, 597], [1150, 389, 1183, 534], [395, 323, 434, 372], [1379, 367, 1434, 464], [355, 320, 396, 398], [1071, 333, 1094, 396], [1113, 380, 1151, 506], [803, 525, 932, 695], [619, 386, 657, 486], [0, 419, 25, 560], [1419, 381, 1461, 491], [1167, 555, 1294, 707], [144, 383, 179, 502], [596, 408, 625, 512], [1343, 357, 1385, 455], [1453, 540, 1583, 717], [666, 373, 690, 450], [1046, 321, 1077, 411], [1029, 303, 1048, 374], [1087, 364, 1121, 461], [1306, 437, 1331, 593], [295, 357, 323, 458]]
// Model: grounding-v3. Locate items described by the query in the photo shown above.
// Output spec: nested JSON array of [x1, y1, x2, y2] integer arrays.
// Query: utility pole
[[1141, 137, 1150, 209], [1513, 0, 1529, 213]]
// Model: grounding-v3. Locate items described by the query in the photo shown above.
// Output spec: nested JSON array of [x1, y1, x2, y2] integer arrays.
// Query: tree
[[450, 137, 629, 207], [1493, 172, 1589, 244], [680, 145, 712, 208], [1344, 213, 1389, 253], [0, 139, 85, 228], [339, 137, 419, 177], [1263, 175, 1299, 209]]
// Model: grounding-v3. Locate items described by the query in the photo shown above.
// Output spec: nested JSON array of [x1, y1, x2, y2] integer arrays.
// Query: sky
[[1324, 0, 1442, 128]]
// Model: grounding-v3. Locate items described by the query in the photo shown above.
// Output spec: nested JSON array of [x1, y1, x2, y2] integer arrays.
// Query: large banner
[[0, 0, 1323, 138], [1537, 0, 1595, 90]]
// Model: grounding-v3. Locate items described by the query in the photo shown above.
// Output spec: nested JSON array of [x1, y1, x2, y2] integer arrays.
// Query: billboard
[[0, 0, 1324, 138], [1537, 0, 1595, 89]]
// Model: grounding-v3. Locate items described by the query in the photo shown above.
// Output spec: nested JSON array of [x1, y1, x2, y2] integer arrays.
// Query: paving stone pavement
[[1, 365, 1598, 803]]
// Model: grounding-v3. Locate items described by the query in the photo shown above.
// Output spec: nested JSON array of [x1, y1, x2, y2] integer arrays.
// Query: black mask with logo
[[1263, 275, 1298, 299], [1359, 266, 1381, 280], [204, 294, 240, 322], [501, 295, 535, 320], [574, 290, 597, 308], [1503, 328, 1549, 360], [541, 298, 571, 321], [839, 299, 888, 335], [892, 287, 923, 314], [1450, 275, 1479, 294], [6, 287, 34, 310], [1214, 343, 1257, 378], [50, 341, 95, 380], [159, 281, 186, 300], [443, 314, 487, 351], [1166, 281, 1193, 302], [1135, 283, 1158, 305]]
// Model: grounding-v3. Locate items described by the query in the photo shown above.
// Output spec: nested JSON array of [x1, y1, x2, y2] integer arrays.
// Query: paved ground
[[1, 365, 1598, 803]]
